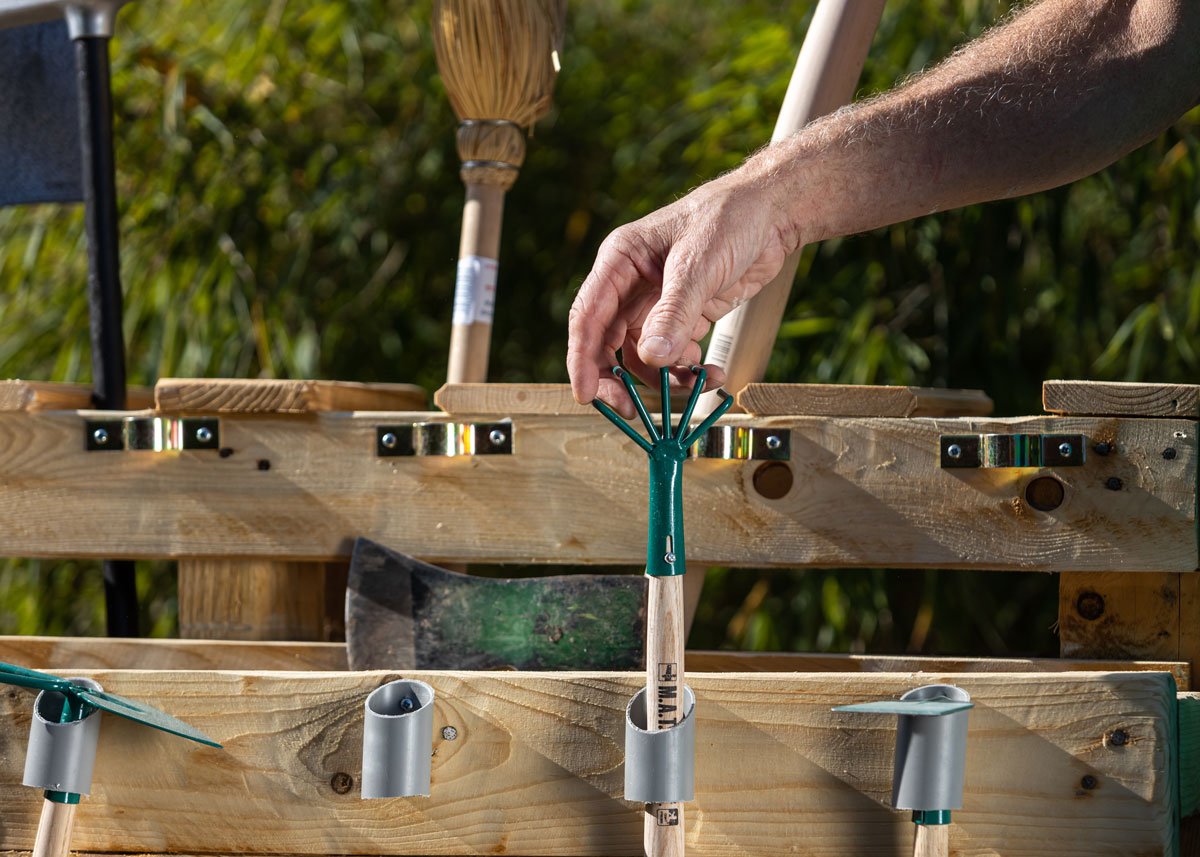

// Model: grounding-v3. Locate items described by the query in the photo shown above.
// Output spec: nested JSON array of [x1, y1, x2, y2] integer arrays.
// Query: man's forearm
[[751, 0, 1200, 248]]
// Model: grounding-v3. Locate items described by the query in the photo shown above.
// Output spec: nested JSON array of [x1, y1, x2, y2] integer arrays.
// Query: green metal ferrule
[[44, 790, 80, 805], [912, 809, 951, 825], [591, 365, 734, 578]]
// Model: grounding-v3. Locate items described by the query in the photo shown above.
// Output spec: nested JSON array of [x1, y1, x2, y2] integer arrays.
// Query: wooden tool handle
[[698, 0, 886, 414], [32, 799, 77, 857], [913, 823, 950, 857], [448, 182, 507, 383], [645, 574, 686, 856]]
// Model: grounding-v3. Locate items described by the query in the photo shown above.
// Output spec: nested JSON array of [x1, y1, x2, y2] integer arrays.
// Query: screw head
[[441, 726, 458, 741], [1093, 441, 1113, 456], [1080, 774, 1098, 790], [1058, 442, 1073, 458], [488, 428, 507, 446], [92, 428, 109, 445], [664, 552, 676, 564], [380, 432, 398, 449], [765, 435, 782, 451], [1163, 447, 1177, 460], [195, 426, 213, 443], [946, 443, 963, 459], [1107, 729, 1129, 747], [399, 697, 416, 712], [329, 772, 353, 794], [1076, 591, 1105, 621], [1105, 476, 1123, 491]]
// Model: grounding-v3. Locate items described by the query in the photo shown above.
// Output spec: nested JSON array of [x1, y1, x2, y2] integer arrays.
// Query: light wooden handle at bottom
[[33, 799, 77, 857], [645, 574, 686, 857], [913, 823, 950, 857]]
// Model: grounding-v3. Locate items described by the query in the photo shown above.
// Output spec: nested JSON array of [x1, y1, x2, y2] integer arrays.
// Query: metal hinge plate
[[376, 422, 513, 457], [85, 417, 220, 452], [940, 433, 1086, 468], [691, 426, 790, 461]]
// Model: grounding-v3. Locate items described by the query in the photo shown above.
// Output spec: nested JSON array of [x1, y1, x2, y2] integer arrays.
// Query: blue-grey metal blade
[[833, 698, 975, 717], [77, 687, 223, 748], [0, 20, 82, 207]]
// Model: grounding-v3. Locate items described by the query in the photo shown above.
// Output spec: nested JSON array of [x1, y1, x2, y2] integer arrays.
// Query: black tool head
[[346, 537, 647, 671]]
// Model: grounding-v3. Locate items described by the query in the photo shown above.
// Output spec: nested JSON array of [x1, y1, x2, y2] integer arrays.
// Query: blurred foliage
[[2, 0, 1197, 655]]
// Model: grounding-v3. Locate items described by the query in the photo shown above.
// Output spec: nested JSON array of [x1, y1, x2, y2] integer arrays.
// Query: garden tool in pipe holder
[[432, 0, 566, 383], [593, 366, 733, 857], [697, 0, 885, 417], [0, 0, 139, 636], [834, 684, 973, 857], [345, 537, 647, 671], [1, 660, 220, 857]]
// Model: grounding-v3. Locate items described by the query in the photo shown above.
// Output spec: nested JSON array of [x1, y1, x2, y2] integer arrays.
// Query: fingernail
[[641, 335, 673, 360]]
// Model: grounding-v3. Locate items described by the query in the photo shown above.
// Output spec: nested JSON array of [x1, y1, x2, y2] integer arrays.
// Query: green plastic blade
[[833, 698, 974, 717], [77, 687, 222, 748]]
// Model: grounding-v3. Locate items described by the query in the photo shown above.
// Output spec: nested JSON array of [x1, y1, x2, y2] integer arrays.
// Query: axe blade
[[0, 20, 82, 207], [346, 537, 647, 671]]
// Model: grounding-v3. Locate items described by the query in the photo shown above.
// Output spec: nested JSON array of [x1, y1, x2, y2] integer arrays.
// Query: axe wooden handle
[[698, 0, 886, 414], [32, 799, 77, 857], [447, 182, 506, 383], [644, 574, 686, 856], [913, 823, 950, 857]]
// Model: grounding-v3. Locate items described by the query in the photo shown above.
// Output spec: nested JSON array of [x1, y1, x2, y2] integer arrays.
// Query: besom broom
[[433, 0, 567, 383]]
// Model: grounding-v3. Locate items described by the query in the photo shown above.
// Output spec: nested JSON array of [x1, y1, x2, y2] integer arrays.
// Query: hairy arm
[[568, 0, 1200, 409]]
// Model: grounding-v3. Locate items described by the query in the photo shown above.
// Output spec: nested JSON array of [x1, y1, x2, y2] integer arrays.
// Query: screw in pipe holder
[[834, 684, 972, 825], [591, 365, 734, 577]]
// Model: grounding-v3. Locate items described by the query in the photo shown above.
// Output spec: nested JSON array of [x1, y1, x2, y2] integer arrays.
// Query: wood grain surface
[[154, 379, 426, 414], [0, 412, 1191, 571], [0, 381, 152, 412], [736, 384, 993, 418], [0, 670, 1178, 856], [1043, 380, 1200, 417]]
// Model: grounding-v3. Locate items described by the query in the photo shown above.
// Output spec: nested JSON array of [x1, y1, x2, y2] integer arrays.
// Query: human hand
[[567, 166, 799, 416]]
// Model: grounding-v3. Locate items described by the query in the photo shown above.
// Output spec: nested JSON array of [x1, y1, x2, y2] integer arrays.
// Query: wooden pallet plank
[[1058, 572, 1183, 663], [0, 412, 1192, 570], [737, 383, 993, 417], [155, 379, 426, 414], [0, 381, 153, 412], [0, 637, 1184, 686], [1043, 380, 1200, 418], [0, 670, 1177, 856]]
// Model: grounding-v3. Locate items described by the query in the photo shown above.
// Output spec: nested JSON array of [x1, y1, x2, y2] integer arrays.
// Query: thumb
[[637, 243, 722, 367]]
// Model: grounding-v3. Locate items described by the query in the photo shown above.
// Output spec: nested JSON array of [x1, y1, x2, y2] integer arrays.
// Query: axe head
[[346, 537, 647, 671], [0, 20, 82, 207]]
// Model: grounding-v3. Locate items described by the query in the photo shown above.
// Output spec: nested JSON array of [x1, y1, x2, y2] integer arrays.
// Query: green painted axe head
[[0, 660, 222, 747]]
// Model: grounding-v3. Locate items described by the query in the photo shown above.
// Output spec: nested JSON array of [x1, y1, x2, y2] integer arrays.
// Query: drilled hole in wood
[[1025, 475, 1065, 512], [752, 462, 793, 500]]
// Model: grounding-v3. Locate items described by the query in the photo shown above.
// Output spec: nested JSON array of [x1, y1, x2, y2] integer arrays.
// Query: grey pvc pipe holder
[[361, 679, 434, 799], [0, 1, 130, 38], [623, 685, 695, 803], [23, 677, 103, 795], [892, 684, 970, 812]]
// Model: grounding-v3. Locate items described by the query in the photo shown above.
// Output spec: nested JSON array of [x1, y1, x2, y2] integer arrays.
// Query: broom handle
[[913, 823, 949, 857], [32, 799, 77, 857], [448, 182, 506, 383], [644, 573, 686, 857], [696, 0, 886, 414]]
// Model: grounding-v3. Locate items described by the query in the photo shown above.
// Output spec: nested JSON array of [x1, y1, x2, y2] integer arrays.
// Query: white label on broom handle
[[452, 255, 498, 326]]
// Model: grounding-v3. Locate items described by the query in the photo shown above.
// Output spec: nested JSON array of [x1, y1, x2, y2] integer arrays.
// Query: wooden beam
[[0, 412, 1192, 569], [1059, 573, 1182, 661], [0, 380, 152, 412], [736, 383, 993, 417], [0, 670, 1177, 856], [1044, 380, 1200, 418], [155, 378, 426, 414], [0, 637, 1185, 687]]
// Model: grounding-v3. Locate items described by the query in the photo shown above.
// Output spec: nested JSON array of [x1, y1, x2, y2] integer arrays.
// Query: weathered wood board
[[1, 637, 1186, 687], [0, 381, 152, 412], [0, 411, 1192, 569], [736, 383, 993, 417], [1044, 380, 1200, 418], [0, 670, 1178, 855], [155, 378, 427, 414]]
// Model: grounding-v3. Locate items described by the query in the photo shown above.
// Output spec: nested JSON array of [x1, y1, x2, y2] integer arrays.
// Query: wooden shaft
[[32, 799, 77, 857], [448, 183, 507, 384], [698, 0, 886, 415], [645, 574, 686, 856], [913, 823, 950, 857]]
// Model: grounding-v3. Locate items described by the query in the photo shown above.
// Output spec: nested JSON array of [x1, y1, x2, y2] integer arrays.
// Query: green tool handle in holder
[[592, 365, 733, 576]]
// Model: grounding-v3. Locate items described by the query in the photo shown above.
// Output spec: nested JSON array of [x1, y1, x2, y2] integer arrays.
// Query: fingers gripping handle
[[592, 366, 734, 576]]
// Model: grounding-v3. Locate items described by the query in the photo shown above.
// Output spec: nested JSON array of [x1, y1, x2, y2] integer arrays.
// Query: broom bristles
[[432, 0, 566, 131]]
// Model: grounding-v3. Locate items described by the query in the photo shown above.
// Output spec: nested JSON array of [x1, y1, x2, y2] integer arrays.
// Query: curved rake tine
[[593, 398, 654, 454], [682, 388, 735, 448], [675, 365, 706, 437], [614, 367, 660, 442], [659, 368, 672, 439]]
